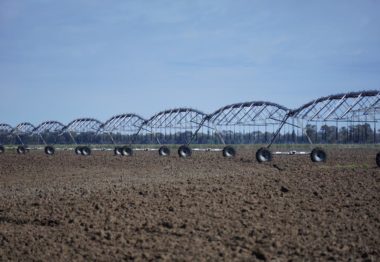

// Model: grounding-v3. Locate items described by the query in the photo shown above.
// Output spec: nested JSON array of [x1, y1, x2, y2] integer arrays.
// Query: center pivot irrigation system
[[1, 90, 380, 165]]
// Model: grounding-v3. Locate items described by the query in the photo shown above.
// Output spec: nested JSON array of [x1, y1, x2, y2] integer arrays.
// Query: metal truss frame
[[291, 90, 380, 121], [32, 121, 65, 145], [0, 123, 13, 134], [1, 89, 379, 158], [143, 108, 208, 145], [100, 113, 146, 145], [61, 118, 103, 144], [268, 90, 380, 148], [208, 101, 291, 145], [0, 123, 13, 145], [11, 122, 36, 145], [208, 101, 290, 125], [12, 122, 35, 134]]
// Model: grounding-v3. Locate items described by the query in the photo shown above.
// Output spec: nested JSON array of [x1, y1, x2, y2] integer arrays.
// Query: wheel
[[310, 147, 327, 163], [81, 146, 91, 156], [0, 145, 4, 154], [178, 145, 192, 158], [121, 146, 133, 156], [75, 146, 82, 155], [44, 146, 55, 155], [114, 147, 122, 155], [159, 146, 170, 156], [376, 152, 380, 167], [223, 146, 236, 158], [256, 147, 272, 163], [17, 146, 27, 154]]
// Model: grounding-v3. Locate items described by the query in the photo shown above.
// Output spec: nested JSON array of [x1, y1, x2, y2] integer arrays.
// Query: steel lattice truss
[[143, 108, 207, 145], [264, 90, 380, 146], [62, 118, 103, 133], [9, 122, 36, 145], [12, 122, 36, 135], [99, 114, 146, 145], [0, 123, 13, 144], [145, 108, 206, 129], [206, 102, 291, 145], [101, 114, 145, 135], [208, 101, 290, 126], [60, 118, 104, 144], [291, 90, 380, 122], [0, 123, 13, 134], [33, 121, 65, 134], [1, 90, 379, 149], [31, 121, 66, 145]]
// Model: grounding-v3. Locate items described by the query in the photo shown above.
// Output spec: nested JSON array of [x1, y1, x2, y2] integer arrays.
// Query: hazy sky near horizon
[[0, 0, 379, 125]]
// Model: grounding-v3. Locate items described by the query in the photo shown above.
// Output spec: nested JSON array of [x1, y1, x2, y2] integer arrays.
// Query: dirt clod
[[162, 221, 173, 229], [252, 249, 267, 260]]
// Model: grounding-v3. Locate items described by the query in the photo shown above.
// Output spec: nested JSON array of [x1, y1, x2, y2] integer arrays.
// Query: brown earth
[[0, 147, 379, 261]]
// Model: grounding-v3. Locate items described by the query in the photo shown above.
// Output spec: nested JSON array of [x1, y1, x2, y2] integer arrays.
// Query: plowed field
[[1, 148, 379, 261]]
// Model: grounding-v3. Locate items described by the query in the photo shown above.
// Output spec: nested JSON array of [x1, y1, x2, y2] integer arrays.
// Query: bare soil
[[0, 148, 379, 261]]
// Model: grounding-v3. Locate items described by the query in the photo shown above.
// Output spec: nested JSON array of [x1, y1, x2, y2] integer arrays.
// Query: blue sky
[[0, 0, 379, 126]]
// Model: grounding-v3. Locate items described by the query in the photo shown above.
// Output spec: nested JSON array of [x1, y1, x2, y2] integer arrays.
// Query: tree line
[[0, 123, 378, 145]]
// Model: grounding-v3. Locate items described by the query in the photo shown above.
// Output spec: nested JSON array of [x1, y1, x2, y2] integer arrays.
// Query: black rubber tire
[[0, 145, 4, 154], [223, 146, 236, 158], [159, 146, 170, 156], [178, 145, 192, 158], [310, 147, 327, 163], [376, 152, 380, 167], [44, 146, 55, 155], [256, 147, 272, 163], [75, 146, 82, 155], [114, 147, 122, 155], [17, 146, 27, 154], [81, 146, 91, 156], [121, 146, 133, 156]]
